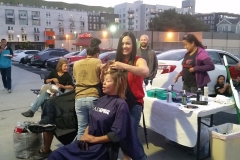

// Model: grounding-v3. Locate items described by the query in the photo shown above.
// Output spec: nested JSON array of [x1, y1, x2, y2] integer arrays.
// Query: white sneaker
[[8, 89, 11, 93], [3, 88, 7, 91]]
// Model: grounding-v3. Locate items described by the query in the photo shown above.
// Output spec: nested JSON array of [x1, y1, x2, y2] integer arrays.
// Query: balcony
[[70, 23, 75, 29], [128, 9, 134, 14], [33, 30, 40, 34], [21, 30, 27, 34], [58, 23, 64, 28], [7, 30, 14, 35], [32, 15, 40, 19], [19, 14, 27, 19], [6, 13, 14, 18], [128, 15, 134, 19], [128, 27, 134, 30], [58, 16, 64, 21], [70, 16, 74, 21], [128, 21, 134, 25], [80, 17, 85, 22], [46, 40, 55, 45]]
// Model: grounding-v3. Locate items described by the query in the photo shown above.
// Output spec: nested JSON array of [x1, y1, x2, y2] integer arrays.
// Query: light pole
[[150, 11, 157, 49], [17, 35, 20, 49], [109, 25, 117, 48], [66, 34, 69, 51]]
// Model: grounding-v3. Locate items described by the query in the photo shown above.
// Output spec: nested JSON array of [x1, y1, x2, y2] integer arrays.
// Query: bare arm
[[124, 58, 149, 78]]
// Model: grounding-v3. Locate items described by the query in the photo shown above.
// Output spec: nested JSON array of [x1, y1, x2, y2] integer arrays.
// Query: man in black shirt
[[215, 82, 231, 97]]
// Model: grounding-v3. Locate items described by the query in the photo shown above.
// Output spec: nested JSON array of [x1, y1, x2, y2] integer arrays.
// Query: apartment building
[[195, 12, 240, 32], [88, 12, 119, 31], [114, 0, 195, 31], [0, 3, 88, 50]]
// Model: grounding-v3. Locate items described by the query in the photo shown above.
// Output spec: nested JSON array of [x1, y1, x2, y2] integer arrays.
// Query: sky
[[46, 0, 240, 14]]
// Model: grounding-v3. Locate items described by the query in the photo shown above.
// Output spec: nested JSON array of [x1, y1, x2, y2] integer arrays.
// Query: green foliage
[[20, 41, 34, 50], [148, 9, 209, 32], [0, 0, 113, 12]]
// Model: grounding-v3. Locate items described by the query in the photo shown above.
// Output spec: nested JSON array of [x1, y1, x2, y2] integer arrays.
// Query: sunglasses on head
[[183, 34, 189, 39]]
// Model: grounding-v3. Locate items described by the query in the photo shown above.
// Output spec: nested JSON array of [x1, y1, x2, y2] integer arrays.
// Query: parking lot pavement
[[12, 62, 51, 78]]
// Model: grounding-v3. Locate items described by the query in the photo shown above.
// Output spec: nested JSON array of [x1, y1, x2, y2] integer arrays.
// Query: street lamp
[[109, 25, 117, 48], [17, 35, 20, 49], [102, 31, 107, 37], [66, 34, 69, 51], [74, 31, 77, 39]]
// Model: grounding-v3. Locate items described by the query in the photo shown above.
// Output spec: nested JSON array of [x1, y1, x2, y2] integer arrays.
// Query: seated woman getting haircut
[[48, 69, 143, 160], [21, 58, 74, 118]]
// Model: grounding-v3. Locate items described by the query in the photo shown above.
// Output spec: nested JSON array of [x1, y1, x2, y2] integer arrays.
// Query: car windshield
[[64, 52, 79, 57], [99, 52, 112, 59], [13, 50, 22, 54], [157, 49, 186, 61], [77, 49, 87, 56]]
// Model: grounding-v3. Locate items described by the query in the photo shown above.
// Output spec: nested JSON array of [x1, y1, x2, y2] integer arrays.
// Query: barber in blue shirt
[[0, 39, 13, 93]]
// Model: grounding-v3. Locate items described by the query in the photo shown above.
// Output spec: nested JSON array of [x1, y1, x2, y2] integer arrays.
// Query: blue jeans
[[75, 97, 98, 139], [0, 67, 11, 90], [130, 104, 147, 160], [30, 91, 50, 112]]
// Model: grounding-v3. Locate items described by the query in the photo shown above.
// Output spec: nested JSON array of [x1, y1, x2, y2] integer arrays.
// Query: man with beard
[[137, 35, 158, 85]]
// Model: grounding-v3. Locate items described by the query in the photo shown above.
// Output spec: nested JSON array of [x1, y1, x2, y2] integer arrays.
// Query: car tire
[[43, 61, 47, 68], [19, 58, 24, 64]]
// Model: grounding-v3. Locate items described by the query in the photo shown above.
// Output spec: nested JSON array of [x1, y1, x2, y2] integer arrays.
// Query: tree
[[148, 9, 209, 32], [20, 41, 34, 50]]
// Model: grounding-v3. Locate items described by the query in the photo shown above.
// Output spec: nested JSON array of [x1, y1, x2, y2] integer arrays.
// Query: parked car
[[46, 51, 81, 69], [68, 51, 116, 82], [12, 50, 40, 63], [152, 49, 240, 95], [31, 49, 69, 67], [155, 51, 163, 55], [66, 48, 115, 63]]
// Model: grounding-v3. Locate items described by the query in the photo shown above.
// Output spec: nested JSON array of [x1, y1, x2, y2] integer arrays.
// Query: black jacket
[[41, 90, 77, 130]]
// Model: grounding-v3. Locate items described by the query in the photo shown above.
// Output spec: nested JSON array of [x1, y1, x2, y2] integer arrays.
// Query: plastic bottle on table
[[196, 88, 203, 101], [204, 86, 208, 101], [146, 80, 152, 91], [167, 90, 172, 103], [182, 90, 187, 105]]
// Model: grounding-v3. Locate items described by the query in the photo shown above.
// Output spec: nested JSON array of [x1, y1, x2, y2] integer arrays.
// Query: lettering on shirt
[[93, 107, 110, 115], [182, 59, 193, 68]]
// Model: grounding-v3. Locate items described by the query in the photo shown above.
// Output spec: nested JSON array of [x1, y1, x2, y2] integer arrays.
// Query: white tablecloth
[[141, 97, 234, 147]]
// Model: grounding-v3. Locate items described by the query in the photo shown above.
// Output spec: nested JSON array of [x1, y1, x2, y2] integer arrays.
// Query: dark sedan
[[46, 51, 81, 69], [31, 49, 69, 67]]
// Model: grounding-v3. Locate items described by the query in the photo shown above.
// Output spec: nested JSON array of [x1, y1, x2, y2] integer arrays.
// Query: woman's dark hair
[[87, 38, 101, 56], [183, 34, 205, 49], [217, 75, 225, 84], [115, 32, 137, 65]]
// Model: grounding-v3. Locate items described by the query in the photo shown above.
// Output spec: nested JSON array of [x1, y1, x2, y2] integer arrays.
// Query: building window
[[19, 19, 28, 25], [7, 26, 13, 30], [33, 20, 40, 26], [22, 35, 27, 41], [5, 9, 15, 25], [8, 35, 14, 41], [46, 12, 50, 18], [34, 35, 39, 41], [46, 20, 51, 26]]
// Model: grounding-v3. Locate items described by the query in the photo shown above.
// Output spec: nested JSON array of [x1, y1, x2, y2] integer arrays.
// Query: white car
[[152, 49, 240, 95], [12, 50, 40, 63]]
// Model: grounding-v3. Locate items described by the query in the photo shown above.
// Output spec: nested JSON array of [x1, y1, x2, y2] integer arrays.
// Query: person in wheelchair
[[47, 69, 144, 160], [21, 58, 74, 117]]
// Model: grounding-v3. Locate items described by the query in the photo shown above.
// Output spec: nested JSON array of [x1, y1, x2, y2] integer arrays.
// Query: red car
[[66, 48, 115, 63]]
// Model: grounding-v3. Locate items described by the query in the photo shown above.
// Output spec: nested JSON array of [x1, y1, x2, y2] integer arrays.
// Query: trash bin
[[208, 123, 240, 160]]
